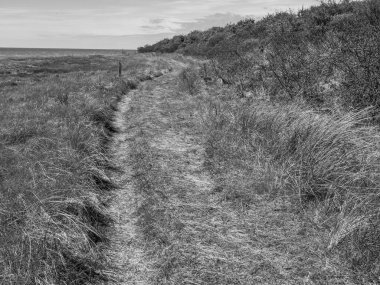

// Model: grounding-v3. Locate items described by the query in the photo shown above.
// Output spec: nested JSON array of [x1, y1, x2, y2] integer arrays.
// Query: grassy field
[[201, 85, 380, 283], [103, 56, 378, 283], [1, 51, 379, 284], [2, 26, 380, 284], [0, 54, 171, 284], [137, 1, 380, 281]]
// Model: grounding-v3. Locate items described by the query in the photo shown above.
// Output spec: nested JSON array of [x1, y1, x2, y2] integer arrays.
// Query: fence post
[[118, 61, 122, 77]]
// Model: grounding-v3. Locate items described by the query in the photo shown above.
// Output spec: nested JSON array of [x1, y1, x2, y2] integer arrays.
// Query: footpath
[[105, 57, 352, 285]]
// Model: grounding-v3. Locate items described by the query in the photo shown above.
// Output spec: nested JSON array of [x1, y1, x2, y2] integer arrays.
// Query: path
[[105, 56, 353, 285]]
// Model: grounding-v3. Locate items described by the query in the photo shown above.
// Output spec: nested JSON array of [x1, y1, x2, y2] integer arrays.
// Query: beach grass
[[0, 54, 168, 284]]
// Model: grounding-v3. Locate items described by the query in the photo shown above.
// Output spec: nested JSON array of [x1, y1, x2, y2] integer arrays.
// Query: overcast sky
[[0, 0, 318, 49]]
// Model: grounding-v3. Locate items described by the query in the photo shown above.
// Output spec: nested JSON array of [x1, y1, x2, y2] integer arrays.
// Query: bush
[[325, 0, 380, 114]]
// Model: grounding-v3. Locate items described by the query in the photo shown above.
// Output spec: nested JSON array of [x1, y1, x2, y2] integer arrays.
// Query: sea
[[0, 47, 136, 59]]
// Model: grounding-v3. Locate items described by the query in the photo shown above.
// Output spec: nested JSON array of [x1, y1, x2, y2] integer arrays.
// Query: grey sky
[[0, 0, 318, 49]]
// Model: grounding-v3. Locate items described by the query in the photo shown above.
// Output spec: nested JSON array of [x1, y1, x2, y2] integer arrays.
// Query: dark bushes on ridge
[[138, 0, 380, 118]]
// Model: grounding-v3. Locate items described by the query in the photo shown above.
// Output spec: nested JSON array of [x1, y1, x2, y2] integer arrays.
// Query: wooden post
[[118, 61, 122, 77]]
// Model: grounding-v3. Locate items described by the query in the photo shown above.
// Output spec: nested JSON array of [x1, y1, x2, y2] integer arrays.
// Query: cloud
[[150, 19, 164, 24], [141, 25, 167, 31], [0, 0, 319, 48], [175, 13, 249, 33], [140, 13, 248, 36]]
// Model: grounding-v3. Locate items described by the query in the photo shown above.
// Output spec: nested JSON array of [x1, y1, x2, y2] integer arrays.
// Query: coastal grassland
[[139, 0, 380, 280], [0, 54, 168, 284], [118, 62, 352, 284], [201, 80, 380, 282]]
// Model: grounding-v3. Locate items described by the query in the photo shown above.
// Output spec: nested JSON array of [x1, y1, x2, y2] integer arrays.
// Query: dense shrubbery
[[139, 0, 380, 118]]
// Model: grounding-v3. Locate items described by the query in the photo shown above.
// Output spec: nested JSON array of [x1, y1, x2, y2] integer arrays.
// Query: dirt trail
[[105, 57, 352, 284], [105, 59, 190, 284], [105, 94, 152, 284]]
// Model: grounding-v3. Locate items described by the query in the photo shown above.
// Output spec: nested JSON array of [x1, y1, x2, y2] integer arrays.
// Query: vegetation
[[139, 0, 380, 117], [1, 0, 379, 282], [0, 54, 167, 284], [138, 0, 380, 282], [118, 57, 354, 284], [203, 93, 380, 282]]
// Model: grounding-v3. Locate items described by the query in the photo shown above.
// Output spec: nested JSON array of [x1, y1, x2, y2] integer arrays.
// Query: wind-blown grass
[[0, 54, 169, 284], [204, 91, 380, 282], [0, 73, 119, 284]]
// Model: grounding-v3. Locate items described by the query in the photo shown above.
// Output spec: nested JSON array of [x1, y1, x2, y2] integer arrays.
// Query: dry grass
[[203, 84, 380, 282], [103, 59, 379, 283], [0, 54, 170, 284], [178, 66, 201, 95], [6, 51, 377, 283], [112, 63, 352, 284]]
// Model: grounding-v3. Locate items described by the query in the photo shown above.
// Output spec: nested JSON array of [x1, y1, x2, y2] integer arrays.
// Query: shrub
[[325, 0, 380, 115]]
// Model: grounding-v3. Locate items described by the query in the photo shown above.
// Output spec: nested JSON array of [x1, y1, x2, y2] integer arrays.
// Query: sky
[[0, 0, 318, 49]]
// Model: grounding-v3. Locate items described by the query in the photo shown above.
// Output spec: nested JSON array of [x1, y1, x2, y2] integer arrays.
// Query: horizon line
[[0, 46, 137, 50]]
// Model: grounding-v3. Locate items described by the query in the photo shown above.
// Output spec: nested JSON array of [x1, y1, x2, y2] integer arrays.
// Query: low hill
[[138, 0, 380, 117]]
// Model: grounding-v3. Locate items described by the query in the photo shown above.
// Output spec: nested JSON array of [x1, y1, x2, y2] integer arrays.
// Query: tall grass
[[0, 74, 119, 284], [178, 66, 201, 95], [204, 94, 380, 282], [0, 54, 170, 284]]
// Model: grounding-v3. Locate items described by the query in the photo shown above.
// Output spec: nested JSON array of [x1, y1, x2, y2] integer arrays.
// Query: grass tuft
[[178, 66, 201, 95], [204, 94, 380, 282]]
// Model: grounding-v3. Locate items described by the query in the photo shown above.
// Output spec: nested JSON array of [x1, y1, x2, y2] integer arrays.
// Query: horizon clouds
[[0, 0, 317, 49]]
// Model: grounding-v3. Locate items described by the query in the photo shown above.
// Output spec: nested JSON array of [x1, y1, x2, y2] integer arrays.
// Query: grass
[[144, 7, 380, 278], [0, 54, 169, 284], [118, 63, 352, 284], [202, 81, 380, 282], [3, 50, 378, 283], [178, 66, 201, 95]]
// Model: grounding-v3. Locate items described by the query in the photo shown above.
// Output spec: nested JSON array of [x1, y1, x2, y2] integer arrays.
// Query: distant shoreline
[[0, 47, 137, 59], [0, 47, 136, 51]]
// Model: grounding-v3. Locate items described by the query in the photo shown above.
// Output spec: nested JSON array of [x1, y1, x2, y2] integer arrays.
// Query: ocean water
[[0, 48, 135, 59]]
